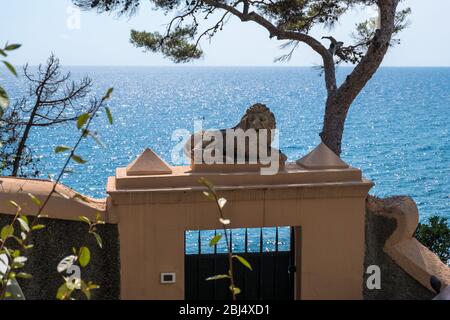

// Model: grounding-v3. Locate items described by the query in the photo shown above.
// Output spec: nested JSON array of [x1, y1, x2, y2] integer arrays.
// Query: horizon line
[[16, 64, 450, 68]]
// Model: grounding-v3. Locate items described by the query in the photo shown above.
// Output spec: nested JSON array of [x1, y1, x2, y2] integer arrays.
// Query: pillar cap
[[126, 148, 172, 176], [296, 143, 349, 170]]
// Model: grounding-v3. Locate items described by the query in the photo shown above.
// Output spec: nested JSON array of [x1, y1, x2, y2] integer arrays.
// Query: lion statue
[[184, 103, 287, 165]]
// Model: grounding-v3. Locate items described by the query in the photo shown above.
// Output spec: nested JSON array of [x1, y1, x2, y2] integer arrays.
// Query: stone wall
[[364, 209, 434, 300], [0, 214, 120, 300]]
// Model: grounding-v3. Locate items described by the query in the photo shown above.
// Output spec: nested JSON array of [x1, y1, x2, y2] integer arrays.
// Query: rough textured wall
[[364, 209, 434, 300], [0, 214, 120, 300]]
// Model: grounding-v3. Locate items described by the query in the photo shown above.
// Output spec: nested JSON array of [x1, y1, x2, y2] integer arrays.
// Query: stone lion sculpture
[[184, 103, 287, 165]]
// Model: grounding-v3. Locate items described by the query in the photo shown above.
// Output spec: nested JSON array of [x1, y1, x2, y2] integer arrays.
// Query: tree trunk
[[319, 0, 399, 156], [320, 96, 350, 156], [11, 103, 38, 176]]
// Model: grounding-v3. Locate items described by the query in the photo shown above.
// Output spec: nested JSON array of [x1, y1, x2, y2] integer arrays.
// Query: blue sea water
[[2, 67, 449, 252]]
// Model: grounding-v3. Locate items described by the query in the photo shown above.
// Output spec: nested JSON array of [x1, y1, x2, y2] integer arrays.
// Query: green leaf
[[28, 193, 42, 206], [19, 215, 28, 225], [88, 282, 100, 290], [103, 87, 113, 100], [13, 256, 27, 264], [54, 145, 71, 154], [17, 217, 30, 233], [16, 272, 32, 279], [78, 247, 91, 267], [0, 49, 6, 57], [229, 285, 241, 295], [233, 255, 253, 271], [0, 86, 9, 110], [80, 280, 91, 300], [76, 113, 89, 130], [31, 224, 45, 231], [209, 234, 222, 247], [5, 44, 21, 51], [105, 107, 113, 124], [2, 61, 17, 77], [1, 225, 14, 240], [8, 200, 20, 209], [81, 128, 90, 138], [87, 131, 105, 148], [95, 212, 104, 223], [206, 274, 230, 281], [202, 191, 215, 200], [56, 283, 71, 300], [198, 177, 215, 191], [92, 232, 103, 249], [79, 216, 91, 225], [11, 262, 24, 269], [71, 154, 87, 164]]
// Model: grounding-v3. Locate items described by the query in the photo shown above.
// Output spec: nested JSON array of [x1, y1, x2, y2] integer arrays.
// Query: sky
[[1, 0, 450, 67]]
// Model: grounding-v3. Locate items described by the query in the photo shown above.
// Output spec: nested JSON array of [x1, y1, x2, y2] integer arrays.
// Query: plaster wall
[[109, 180, 371, 300]]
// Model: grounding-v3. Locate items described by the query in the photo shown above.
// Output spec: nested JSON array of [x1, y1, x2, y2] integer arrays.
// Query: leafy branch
[[199, 177, 252, 300], [55, 211, 107, 300], [0, 42, 21, 115], [0, 87, 114, 300]]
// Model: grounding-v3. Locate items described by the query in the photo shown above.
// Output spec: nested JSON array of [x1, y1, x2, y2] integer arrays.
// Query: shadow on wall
[[0, 214, 120, 300]]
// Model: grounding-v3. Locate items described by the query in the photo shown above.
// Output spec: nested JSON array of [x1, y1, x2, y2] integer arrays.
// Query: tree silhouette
[[1, 54, 95, 176]]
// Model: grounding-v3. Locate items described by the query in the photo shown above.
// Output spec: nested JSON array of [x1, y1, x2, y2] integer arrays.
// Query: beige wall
[[108, 174, 372, 300], [3, 156, 448, 300], [0, 164, 372, 300], [0, 177, 108, 222]]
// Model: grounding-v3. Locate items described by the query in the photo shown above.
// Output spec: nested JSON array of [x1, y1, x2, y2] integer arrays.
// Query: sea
[[3, 67, 449, 253]]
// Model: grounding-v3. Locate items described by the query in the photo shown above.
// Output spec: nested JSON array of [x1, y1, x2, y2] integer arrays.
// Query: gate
[[185, 227, 297, 300]]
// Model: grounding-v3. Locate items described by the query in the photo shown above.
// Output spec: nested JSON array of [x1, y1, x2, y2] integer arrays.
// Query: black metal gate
[[185, 227, 296, 300]]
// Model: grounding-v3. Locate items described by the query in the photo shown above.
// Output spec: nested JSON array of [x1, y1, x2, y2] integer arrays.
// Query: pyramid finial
[[296, 143, 349, 170], [126, 148, 172, 176]]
